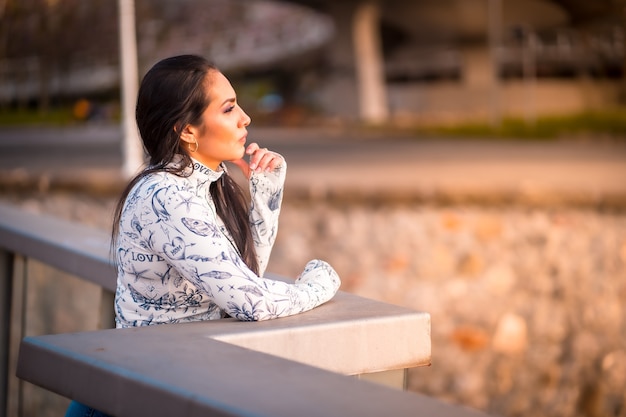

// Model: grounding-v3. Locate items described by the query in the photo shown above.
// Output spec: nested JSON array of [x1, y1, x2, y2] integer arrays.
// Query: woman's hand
[[231, 143, 283, 178]]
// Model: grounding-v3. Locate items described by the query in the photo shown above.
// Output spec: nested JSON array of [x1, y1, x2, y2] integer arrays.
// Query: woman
[[66, 54, 340, 416]]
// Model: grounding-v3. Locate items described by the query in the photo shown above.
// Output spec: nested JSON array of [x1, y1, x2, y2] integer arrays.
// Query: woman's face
[[184, 71, 251, 170]]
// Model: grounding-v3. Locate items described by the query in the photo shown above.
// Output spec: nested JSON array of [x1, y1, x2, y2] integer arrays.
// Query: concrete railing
[[0, 202, 485, 417]]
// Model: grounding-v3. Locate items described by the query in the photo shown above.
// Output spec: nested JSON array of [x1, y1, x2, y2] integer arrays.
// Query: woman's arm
[[142, 178, 339, 321], [230, 143, 286, 276], [248, 161, 285, 276]]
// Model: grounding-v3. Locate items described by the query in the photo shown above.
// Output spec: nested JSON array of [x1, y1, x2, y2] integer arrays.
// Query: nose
[[240, 108, 251, 127]]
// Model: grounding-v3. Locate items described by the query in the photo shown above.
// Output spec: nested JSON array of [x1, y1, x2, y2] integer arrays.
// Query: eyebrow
[[221, 97, 236, 106]]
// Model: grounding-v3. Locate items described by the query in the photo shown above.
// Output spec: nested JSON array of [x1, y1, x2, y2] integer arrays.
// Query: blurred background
[[0, 1, 625, 417], [2, 0, 626, 129]]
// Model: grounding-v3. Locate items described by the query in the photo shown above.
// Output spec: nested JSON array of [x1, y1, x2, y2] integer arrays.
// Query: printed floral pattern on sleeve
[[114, 158, 340, 328]]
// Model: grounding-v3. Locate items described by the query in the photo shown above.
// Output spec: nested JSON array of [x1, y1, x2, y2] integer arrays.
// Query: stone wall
[[2, 191, 625, 417], [268, 201, 626, 417]]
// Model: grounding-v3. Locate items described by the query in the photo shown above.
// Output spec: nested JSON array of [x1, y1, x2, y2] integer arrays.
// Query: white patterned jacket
[[114, 156, 340, 327]]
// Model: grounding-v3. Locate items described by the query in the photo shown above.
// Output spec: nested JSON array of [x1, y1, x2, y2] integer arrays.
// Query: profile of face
[[180, 71, 251, 170]]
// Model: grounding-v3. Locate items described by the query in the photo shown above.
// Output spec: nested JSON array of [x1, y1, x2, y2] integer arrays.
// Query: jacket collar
[[165, 154, 226, 184], [189, 157, 226, 183]]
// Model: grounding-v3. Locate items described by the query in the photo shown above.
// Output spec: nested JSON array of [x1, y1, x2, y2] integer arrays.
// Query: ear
[[178, 124, 198, 146]]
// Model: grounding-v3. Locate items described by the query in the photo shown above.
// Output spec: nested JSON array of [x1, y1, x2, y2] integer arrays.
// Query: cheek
[[211, 119, 233, 137], [199, 117, 238, 150]]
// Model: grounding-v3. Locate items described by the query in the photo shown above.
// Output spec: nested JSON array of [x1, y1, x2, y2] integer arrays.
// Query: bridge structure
[[279, 0, 625, 124]]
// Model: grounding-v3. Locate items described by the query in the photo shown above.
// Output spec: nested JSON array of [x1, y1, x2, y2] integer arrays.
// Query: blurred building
[[287, 0, 625, 124]]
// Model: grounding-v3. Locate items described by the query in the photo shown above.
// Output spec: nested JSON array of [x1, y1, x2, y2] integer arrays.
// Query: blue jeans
[[65, 400, 112, 417]]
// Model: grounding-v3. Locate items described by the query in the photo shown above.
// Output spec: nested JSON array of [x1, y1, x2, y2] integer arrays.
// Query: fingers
[[246, 143, 283, 174], [229, 143, 282, 179]]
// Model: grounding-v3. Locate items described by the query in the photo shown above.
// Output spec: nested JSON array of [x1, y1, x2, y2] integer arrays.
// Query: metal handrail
[[0, 203, 117, 416]]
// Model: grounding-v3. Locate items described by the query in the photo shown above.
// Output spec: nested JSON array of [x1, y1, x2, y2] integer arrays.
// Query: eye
[[224, 105, 235, 113]]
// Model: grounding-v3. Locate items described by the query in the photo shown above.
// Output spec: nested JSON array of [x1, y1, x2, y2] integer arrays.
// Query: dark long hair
[[112, 54, 259, 275]]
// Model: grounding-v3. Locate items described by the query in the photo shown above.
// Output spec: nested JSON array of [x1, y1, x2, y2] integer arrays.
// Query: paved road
[[1, 124, 625, 205]]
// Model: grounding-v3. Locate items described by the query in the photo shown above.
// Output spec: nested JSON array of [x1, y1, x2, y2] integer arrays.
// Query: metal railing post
[[99, 289, 116, 329], [0, 249, 14, 417]]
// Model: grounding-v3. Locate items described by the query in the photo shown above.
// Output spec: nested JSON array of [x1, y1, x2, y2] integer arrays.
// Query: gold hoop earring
[[188, 139, 198, 153]]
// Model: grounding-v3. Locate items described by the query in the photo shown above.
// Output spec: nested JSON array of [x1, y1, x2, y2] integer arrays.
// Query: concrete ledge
[[17, 328, 474, 417], [211, 292, 430, 374], [16, 288, 430, 376], [17, 290, 434, 416], [16, 299, 437, 417]]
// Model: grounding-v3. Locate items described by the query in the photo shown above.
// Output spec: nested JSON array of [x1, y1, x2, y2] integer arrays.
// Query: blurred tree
[[0, 0, 251, 112], [622, 0, 626, 103], [1, 0, 117, 112], [0, 0, 7, 110]]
